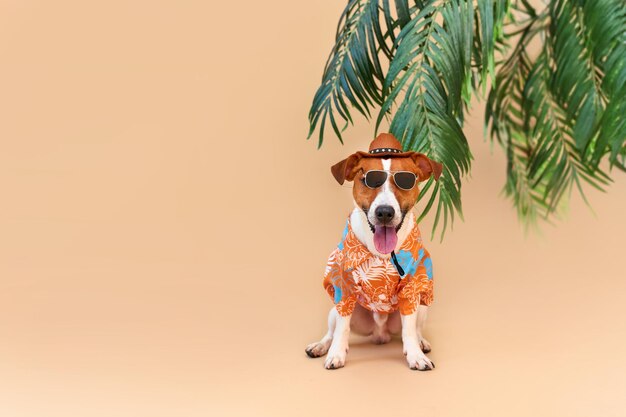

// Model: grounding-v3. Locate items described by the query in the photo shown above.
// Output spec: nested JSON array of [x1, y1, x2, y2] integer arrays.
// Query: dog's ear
[[410, 153, 443, 182], [331, 153, 362, 185]]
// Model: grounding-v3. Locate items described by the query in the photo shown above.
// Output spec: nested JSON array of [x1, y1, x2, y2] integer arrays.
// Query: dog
[[305, 133, 443, 370]]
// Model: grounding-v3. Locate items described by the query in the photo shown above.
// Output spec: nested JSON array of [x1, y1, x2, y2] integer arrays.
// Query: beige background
[[1, 1, 625, 416]]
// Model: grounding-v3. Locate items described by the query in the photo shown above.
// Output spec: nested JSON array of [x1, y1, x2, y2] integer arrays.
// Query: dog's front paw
[[404, 348, 435, 371], [305, 340, 331, 358], [324, 349, 347, 370], [419, 337, 432, 353]]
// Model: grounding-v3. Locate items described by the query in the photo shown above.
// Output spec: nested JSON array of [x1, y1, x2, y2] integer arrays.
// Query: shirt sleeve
[[397, 248, 434, 314], [335, 293, 357, 316], [323, 248, 357, 316]]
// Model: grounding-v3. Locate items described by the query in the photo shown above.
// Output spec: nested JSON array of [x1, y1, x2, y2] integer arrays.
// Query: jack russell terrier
[[306, 133, 443, 370]]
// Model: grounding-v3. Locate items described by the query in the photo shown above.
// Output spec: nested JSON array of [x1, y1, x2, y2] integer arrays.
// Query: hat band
[[369, 148, 402, 154]]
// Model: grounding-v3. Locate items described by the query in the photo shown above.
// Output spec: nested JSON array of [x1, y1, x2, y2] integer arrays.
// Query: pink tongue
[[373, 225, 397, 254]]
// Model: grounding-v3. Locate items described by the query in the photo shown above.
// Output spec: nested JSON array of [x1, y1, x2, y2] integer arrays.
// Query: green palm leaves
[[488, 0, 626, 224], [308, 0, 389, 146], [308, 0, 626, 237], [379, 1, 476, 237]]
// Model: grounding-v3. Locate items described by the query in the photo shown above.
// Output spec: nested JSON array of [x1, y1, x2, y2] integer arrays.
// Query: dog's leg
[[324, 313, 351, 369], [402, 311, 434, 370], [305, 307, 337, 358], [371, 312, 391, 344], [416, 305, 431, 353]]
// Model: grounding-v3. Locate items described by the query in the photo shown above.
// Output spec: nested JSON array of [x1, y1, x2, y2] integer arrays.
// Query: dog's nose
[[375, 205, 395, 224]]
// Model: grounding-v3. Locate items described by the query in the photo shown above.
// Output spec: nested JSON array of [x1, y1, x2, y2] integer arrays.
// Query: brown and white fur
[[306, 152, 441, 370]]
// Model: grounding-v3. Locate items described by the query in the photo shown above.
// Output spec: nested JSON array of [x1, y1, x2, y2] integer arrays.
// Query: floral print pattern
[[323, 219, 434, 316]]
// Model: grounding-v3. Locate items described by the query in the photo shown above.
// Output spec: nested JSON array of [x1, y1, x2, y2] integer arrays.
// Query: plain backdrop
[[1, 1, 625, 416]]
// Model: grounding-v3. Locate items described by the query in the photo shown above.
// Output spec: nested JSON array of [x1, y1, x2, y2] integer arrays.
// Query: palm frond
[[578, 0, 626, 166], [549, 0, 604, 154], [524, 48, 610, 212], [308, 1, 420, 147], [377, 0, 476, 239], [308, 0, 626, 237], [474, 0, 509, 89], [487, 0, 620, 223], [486, 11, 549, 222]]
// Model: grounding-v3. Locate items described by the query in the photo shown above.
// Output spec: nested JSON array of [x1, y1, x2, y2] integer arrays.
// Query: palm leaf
[[486, 10, 549, 222], [380, 1, 474, 240], [308, 0, 626, 237], [524, 48, 610, 213], [549, 0, 605, 154], [308, 1, 421, 147], [474, 0, 509, 89], [578, 0, 626, 166]]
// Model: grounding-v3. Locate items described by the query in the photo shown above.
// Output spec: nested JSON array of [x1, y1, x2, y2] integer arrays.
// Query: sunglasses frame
[[362, 170, 418, 190]]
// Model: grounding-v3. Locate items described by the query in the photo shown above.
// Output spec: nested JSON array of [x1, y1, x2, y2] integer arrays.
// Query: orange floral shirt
[[323, 219, 434, 316]]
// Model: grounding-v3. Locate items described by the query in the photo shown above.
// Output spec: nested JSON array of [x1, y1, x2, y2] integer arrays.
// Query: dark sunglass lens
[[365, 171, 387, 188], [394, 172, 417, 190]]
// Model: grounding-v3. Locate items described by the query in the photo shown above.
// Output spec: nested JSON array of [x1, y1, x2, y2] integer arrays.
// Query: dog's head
[[330, 137, 442, 254]]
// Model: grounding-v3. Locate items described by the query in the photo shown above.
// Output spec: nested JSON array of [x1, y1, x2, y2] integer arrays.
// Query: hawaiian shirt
[[323, 218, 434, 316]]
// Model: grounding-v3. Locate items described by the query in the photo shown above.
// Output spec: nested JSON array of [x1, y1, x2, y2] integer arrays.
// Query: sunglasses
[[362, 170, 418, 190]]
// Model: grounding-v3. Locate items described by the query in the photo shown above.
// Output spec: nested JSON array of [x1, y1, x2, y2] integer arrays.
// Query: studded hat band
[[369, 147, 402, 154]]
